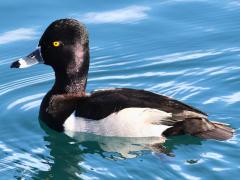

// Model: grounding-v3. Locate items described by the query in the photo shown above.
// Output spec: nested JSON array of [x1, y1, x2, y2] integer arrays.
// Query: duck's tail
[[163, 118, 234, 141], [193, 120, 234, 140]]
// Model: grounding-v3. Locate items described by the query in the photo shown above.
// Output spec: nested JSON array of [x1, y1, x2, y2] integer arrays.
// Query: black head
[[11, 19, 90, 93], [39, 19, 89, 70]]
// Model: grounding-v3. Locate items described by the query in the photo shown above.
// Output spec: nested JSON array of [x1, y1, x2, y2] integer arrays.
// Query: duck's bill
[[10, 47, 44, 68]]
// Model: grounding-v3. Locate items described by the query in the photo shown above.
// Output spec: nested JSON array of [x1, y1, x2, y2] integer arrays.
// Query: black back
[[75, 88, 207, 121]]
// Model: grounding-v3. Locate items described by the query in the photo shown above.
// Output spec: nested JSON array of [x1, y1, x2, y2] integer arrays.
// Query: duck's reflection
[[65, 131, 168, 159], [35, 121, 202, 179]]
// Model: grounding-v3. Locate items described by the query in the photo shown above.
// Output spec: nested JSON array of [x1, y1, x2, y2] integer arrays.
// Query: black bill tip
[[10, 61, 20, 68]]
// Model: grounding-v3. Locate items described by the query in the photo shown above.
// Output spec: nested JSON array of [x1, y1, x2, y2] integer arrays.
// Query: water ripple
[[0, 56, 21, 66], [89, 71, 188, 81], [79, 161, 117, 179], [7, 93, 44, 110], [145, 50, 222, 64], [203, 91, 240, 105], [0, 73, 53, 96], [148, 81, 209, 100], [170, 164, 200, 180], [20, 99, 42, 111], [142, 47, 240, 67], [200, 152, 228, 163], [0, 141, 50, 174]]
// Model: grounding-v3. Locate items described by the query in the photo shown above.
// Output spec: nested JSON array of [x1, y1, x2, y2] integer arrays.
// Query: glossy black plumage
[[75, 88, 206, 121]]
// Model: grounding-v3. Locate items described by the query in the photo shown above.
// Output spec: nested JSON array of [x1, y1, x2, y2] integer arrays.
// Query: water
[[0, 0, 240, 179]]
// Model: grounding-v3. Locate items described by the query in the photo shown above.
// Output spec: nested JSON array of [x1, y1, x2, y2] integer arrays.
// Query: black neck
[[52, 71, 87, 94], [51, 46, 89, 95]]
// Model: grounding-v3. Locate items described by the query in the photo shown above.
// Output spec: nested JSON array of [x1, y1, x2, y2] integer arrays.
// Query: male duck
[[11, 19, 234, 140]]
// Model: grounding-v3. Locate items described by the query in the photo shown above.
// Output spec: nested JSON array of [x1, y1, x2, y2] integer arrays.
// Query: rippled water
[[1, 0, 240, 179]]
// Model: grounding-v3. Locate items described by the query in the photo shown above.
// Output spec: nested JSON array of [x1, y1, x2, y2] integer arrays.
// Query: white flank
[[64, 108, 171, 137]]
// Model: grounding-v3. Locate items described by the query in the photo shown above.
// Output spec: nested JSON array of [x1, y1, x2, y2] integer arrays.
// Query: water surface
[[0, 0, 240, 179]]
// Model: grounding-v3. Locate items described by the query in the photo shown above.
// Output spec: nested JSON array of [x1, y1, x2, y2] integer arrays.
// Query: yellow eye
[[52, 41, 60, 47]]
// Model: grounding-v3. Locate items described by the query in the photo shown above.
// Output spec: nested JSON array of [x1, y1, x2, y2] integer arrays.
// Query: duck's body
[[11, 19, 234, 141]]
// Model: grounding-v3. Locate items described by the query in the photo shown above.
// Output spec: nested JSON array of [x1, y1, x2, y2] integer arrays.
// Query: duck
[[11, 18, 234, 141]]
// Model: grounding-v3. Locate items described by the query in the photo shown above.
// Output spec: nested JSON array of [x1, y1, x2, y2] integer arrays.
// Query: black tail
[[195, 121, 234, 140], [163, 118, 234, 141]]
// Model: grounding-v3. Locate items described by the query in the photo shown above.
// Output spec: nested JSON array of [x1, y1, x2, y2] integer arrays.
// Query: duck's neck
[[51, 45, 89, 96], [52, 71, 87, 95]]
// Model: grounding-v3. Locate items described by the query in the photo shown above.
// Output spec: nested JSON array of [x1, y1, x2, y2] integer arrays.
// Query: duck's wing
[[75, 88, 207, 124]]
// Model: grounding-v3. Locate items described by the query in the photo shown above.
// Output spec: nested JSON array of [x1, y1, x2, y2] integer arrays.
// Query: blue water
[[0, 0, 240, 179]]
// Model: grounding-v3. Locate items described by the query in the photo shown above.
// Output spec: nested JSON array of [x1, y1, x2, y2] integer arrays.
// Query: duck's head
[[11, 18, 89, 74], [11, 18, 90, 92]]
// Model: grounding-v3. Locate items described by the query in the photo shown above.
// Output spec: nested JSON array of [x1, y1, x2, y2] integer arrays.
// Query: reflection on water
[[34, 122, 203, 179]]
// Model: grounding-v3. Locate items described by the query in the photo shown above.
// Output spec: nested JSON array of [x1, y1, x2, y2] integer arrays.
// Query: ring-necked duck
[[11, 19, 234, 140]]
